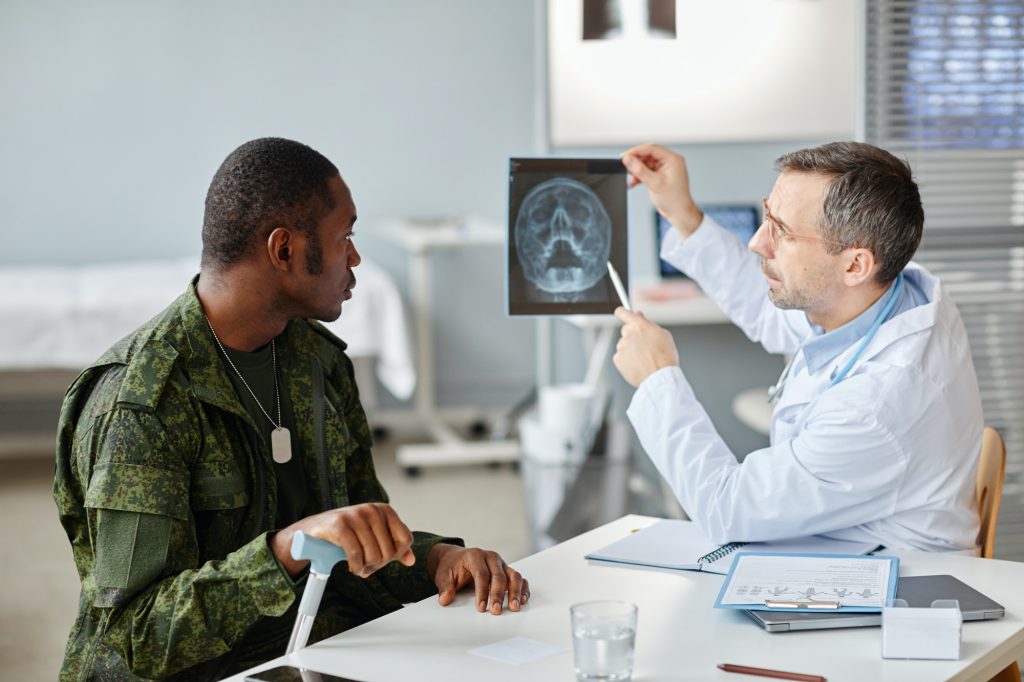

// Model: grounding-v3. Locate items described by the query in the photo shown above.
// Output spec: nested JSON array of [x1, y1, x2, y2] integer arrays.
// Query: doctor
[[613, 142, 983, 552]]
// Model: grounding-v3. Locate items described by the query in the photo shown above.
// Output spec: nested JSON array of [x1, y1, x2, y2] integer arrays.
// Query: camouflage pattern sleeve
[[101, 531, 295, 679], [70, 398, 297, 679]]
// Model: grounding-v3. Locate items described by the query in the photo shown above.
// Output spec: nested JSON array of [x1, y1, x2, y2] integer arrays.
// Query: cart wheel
[[404, 466, 422, 478]]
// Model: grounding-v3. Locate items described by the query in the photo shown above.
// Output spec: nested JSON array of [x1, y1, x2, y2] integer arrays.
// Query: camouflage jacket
[[53, 280, 461, 681]]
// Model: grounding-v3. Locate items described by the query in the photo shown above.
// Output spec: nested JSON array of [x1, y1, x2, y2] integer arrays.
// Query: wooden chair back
[[976, 426, 1006, 559]]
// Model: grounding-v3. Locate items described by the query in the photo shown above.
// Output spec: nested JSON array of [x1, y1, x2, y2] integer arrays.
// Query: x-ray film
[[507, 158, 627, 315]]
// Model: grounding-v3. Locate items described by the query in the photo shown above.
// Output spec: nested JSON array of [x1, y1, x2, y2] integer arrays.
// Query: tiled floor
[[0, 442, 529, 680]]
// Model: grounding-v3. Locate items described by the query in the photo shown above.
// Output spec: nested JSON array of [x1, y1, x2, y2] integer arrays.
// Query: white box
[[882, 599, 962, 660]]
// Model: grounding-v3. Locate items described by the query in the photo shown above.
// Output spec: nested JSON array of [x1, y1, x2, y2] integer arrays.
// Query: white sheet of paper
[[720, 554, 891, 607], [468, 637, 565, 666]]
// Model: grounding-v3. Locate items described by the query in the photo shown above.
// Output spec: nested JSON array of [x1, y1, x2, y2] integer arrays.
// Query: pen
[[718, 663, 826, 682], [606, 261, 632, 311]]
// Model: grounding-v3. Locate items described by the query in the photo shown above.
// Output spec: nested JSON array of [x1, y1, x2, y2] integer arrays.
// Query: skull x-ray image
[[507, 158, 627, 315], [516, 178, 611, 294]]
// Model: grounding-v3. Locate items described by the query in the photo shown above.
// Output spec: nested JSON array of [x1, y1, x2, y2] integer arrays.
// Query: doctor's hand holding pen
[[620, 143, 704, 239], [612, 307, 679, 387]]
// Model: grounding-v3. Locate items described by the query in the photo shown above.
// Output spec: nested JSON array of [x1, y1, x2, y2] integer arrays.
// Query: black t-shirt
[[221, 341, 309, 529]]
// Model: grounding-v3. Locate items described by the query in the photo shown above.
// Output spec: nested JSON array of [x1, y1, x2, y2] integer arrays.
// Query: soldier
[[53, 138, 530, 681]]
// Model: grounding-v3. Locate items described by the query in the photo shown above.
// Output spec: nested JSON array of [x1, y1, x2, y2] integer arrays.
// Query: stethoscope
[[767, 272, 905, 404]]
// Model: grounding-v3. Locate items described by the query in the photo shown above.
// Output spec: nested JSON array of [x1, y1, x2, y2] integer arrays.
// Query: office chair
[[975, 426, 1020, 682]]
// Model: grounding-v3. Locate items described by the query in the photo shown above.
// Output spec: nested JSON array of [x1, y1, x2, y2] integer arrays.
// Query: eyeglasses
[[761, 197, 854, 252]]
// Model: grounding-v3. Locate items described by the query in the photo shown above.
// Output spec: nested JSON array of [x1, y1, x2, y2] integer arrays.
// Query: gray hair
[[775, 142, 924, 284]]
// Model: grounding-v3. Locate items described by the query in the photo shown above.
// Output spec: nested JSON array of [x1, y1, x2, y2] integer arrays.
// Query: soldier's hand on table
[[429, 544, 529, 615], [612, 307, 680, 387], [271, 503, 415, 579]]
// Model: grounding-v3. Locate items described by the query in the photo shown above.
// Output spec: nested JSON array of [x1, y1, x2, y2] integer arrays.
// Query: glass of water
[[570, 600, 638, 682]]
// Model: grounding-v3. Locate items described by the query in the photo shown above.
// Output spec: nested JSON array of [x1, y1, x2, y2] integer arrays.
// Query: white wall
[[0, 0, 535, 265]]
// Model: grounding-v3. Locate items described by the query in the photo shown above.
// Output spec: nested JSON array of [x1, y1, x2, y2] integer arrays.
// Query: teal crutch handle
[[285, 531, 347, 654], [290, 530, 347, 575]]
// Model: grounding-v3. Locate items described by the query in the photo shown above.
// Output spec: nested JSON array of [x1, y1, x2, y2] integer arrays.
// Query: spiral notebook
[[585, 520, 879, 575]]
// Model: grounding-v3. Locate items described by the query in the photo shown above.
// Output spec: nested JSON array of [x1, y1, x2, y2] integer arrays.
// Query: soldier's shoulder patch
[[115, 339, 181, 411]]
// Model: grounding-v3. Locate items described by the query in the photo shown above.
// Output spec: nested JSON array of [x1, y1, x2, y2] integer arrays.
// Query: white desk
[[229, 515, 1024, 682]]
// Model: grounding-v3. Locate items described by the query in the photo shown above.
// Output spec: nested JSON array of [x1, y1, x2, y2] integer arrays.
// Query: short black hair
[[775, 142, 924, 284], [201, 137, 339, 273]]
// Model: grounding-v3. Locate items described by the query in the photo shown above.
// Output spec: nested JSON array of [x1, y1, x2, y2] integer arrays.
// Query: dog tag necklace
[[205, 317, 292, 464]]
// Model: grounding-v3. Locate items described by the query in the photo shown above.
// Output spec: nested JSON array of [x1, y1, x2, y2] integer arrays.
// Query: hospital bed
[[0, 256, 414, 456]]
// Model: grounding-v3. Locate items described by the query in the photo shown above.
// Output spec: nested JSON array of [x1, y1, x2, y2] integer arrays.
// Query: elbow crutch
[[285, 531, 348, 655]]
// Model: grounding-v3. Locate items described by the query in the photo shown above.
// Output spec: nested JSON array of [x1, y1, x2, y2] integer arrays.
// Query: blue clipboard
[[713, 552, 900, 613]]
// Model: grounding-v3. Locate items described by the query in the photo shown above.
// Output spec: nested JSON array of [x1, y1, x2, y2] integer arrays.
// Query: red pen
[[718, 662, 826, 682]]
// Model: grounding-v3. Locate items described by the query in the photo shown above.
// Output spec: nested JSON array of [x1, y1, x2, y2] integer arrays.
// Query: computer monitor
[[656, 205, 760, 278]]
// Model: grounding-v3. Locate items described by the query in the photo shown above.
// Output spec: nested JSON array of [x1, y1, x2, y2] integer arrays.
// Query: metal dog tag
[[271, 427, 292, 464]]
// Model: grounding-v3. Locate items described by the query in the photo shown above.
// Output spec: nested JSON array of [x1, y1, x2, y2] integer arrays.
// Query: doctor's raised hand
[[621, 143, 703, 238], [612, 308, 679, 388]]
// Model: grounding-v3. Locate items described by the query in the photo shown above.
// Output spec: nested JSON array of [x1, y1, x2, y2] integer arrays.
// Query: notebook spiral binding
[[698, 542, 748, 565]]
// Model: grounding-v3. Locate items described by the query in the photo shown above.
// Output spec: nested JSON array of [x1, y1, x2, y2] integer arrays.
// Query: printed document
[[719, 554, 893, 608]]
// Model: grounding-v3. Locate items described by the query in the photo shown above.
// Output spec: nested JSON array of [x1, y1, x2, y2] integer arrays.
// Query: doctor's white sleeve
[[661, 218, 809, 354], [627, 367, 907, 544]]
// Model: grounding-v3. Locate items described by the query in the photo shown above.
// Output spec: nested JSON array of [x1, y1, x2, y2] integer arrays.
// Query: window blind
[[865, 0, 1024, 559]]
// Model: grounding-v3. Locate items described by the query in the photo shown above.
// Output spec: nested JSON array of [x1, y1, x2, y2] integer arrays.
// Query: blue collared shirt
[[801, 272, 929, 376]]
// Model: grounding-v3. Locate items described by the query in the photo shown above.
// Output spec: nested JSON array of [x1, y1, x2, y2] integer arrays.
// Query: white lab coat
[[627, 217, 983, 552]]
